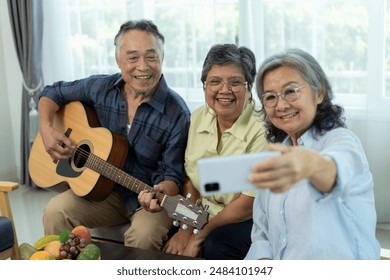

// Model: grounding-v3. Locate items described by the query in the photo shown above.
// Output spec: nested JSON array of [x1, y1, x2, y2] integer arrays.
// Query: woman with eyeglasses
[[163, 44, 267, 259], [245, 48, 380, 259]]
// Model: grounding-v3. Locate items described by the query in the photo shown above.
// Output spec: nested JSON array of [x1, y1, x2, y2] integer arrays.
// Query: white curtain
[[41, 0, 390, 223]]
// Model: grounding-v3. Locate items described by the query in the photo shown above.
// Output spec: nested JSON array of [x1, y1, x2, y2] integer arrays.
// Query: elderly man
[[38, 19, 190, 251]]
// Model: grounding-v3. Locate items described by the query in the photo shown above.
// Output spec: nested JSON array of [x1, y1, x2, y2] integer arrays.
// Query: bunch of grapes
[[59, 233, 86, 260]]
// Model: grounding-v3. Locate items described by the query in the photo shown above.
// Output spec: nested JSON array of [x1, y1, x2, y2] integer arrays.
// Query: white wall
[[0, 0, 388, 223], [346, 117, 390, 224], [0, 0, 21, 181]]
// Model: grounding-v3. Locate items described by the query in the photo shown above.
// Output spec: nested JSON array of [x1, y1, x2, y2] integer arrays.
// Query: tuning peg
[[181, 224, 188, 230], [185, 193, 192, 200], [204, 204, 210, 212], [193, 229, 200, 235], [173, 220, 179, 227], [195, 199, 201, 206]]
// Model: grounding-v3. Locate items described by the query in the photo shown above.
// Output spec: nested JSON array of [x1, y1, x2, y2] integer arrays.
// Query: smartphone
[[197, 151, 280, 196]]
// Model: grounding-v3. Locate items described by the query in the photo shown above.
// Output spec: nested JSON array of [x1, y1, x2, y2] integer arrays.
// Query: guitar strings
[[68, 147, 206, 228], [71, 147, 166, 201]]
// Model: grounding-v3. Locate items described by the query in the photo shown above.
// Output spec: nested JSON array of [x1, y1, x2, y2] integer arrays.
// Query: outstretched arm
[[249, 143, 337, 193]]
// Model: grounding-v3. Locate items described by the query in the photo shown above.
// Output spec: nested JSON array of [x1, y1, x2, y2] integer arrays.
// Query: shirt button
[[282, 238, 286, 243]]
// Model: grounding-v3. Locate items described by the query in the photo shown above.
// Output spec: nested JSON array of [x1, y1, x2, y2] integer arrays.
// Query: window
[[43, 0, 238, 111], [42, 0, 390, 117], [241, 0, 389, 118]]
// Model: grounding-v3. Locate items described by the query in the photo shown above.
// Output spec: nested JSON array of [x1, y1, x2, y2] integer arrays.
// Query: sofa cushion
[[0, 216, 14, 251]]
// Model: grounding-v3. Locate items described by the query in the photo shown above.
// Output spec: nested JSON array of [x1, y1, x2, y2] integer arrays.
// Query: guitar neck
[[83, 151, 165, 201], [28, 101, 208, 231]]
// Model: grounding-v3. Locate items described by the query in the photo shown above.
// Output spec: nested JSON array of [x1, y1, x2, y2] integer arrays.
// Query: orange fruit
[[29, 250, 56, 260]]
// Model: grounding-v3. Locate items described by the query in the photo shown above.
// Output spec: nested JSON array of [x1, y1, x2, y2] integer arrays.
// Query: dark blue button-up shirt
[[40, 73, 190, 212]]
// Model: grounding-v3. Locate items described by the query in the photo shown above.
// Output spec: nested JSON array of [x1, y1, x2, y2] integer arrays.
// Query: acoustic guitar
[[28, 101, 208, 231]]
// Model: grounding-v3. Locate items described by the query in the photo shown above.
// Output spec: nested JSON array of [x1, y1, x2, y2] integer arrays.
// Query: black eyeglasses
[[262, 85, 305, 108]]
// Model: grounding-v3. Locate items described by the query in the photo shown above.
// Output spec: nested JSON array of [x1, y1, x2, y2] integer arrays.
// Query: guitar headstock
[[161, 194, 209, 232]]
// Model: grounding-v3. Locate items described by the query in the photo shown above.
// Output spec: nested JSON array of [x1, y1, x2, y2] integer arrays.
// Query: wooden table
[[96, 241, 202, 260]]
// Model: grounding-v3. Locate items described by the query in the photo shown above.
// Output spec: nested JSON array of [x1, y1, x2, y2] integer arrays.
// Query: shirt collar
[[113, 73, 124, 88], [147, 75, 168, 114], [283, 126, 318, 147], [113, 74, 167, 114], [196, 101, 256, 141]]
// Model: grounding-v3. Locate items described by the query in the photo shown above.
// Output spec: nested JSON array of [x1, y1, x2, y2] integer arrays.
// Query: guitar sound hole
[[73, 144, 90, 168]]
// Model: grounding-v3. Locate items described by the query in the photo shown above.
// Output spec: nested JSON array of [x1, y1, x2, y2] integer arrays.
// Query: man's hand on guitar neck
[[138, 180, 179, 213]]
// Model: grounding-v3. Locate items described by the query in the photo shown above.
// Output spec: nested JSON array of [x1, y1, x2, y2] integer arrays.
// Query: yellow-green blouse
[[185, 102, 267, 219]]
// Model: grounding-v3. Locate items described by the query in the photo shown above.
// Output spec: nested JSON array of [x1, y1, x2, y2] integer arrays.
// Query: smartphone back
[[197, 151, 279, 196]]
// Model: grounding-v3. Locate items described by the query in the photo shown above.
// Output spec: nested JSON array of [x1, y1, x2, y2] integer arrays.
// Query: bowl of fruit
[[20, 225, 100, 260]]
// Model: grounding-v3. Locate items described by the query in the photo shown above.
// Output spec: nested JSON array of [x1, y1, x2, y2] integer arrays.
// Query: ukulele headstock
[[161, 194, 209, 232]]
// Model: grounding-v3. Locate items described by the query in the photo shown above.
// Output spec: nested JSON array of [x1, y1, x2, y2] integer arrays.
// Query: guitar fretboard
[[82, 150, 165, 201]]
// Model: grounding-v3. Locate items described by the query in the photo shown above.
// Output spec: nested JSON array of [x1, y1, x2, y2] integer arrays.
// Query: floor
[[8, 185, 57, 246], [7, 184, 390, 253]]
